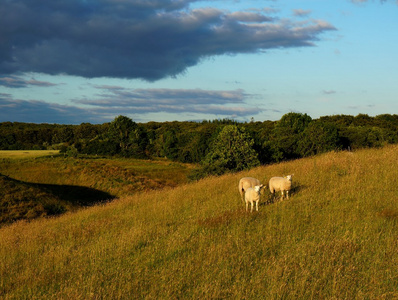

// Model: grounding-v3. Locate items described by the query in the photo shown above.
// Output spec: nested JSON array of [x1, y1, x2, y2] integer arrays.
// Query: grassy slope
[[0, 174, 116, 225], [1, 146, 398, 298], [0, 156, 193, 224], [0, 175, 65, 223], [1, 156, 192, 197]]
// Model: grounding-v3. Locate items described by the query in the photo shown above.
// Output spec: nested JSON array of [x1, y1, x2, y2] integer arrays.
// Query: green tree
[[161, 129, 179, 160], [265, 112, 312, 161], [107, 115, 148, 158], [52, 127, 74, 145], [74, 123, 99, 141], [192, 125, 260, 179], [298, 120, 342, 157], [128, 125, 149, 158], [344, 126, 387, 149], [243, 120, 275, 164], [108, 116, 137, 151]]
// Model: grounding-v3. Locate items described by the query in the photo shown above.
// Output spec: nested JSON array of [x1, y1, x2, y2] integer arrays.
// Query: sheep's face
[[254, 184, 264, 192], [285, 175, 292, 181]]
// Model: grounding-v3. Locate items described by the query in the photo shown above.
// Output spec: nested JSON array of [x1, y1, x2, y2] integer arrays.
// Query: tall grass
[[0, 157, 193, 197], [1, 146, 398, 298], [0, 156, 193, 225]]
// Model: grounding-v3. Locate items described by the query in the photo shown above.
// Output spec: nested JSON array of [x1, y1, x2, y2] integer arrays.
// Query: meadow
[[0, 152, 193, 224], [0, 150, 60, 159], [1, 146, 398, 298], [0, 154, 193, 196]]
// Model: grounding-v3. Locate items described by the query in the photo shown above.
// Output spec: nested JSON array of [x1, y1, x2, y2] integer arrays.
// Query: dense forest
[[2, 113, 398, 178]]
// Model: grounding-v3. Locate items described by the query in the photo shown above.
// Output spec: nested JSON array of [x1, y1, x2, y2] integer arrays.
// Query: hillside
[[1, 146, 398, 298], [0, 155, 194, 224], [1, 156, 193, 197], [0, 174, 64, 224], [0, 174, 115, 225]]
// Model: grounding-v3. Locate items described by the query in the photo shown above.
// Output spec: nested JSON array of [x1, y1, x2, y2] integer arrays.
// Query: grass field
[[0, 150, 60, 159], [1, 146, 398, 298], [0, 154, 194, 225], [1, 156, 193, 195]]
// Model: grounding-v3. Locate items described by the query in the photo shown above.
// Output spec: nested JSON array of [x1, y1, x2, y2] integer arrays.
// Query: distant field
[[0, 150, 60, 159]]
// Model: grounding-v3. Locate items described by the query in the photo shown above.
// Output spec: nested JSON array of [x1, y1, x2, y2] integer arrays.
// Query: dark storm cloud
[[0, 75, 58, 88], [75, 86, 262, 117], [0, 0, 335, 81]]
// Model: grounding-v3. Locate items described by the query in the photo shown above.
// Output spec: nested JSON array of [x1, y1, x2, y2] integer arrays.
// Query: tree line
[[1, 113, 398, 178]]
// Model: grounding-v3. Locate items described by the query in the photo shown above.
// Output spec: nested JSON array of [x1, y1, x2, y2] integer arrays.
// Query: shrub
[[191, 125, 260, 179]]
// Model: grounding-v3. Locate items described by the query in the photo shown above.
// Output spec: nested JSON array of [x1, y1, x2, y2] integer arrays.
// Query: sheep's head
[[254, 184, 264, 192], [285, 175, 293, 181]]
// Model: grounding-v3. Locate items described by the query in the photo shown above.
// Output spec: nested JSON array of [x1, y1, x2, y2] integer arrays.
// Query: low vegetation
[[0, 174, 67, 223], [0, 150, 59, 159], [1, 145, 398, 298], [0, 152, 194, 225]]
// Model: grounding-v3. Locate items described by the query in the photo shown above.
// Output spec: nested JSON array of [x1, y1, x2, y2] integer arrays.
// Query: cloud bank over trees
[[75, 86, 263, 117]]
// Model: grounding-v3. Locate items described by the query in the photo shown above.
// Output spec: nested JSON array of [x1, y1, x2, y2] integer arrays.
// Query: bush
[[265, 112, 312, 161], [192, 125, 260, 179], [65, 145, 79, 158], [298, 120, 342, 157]]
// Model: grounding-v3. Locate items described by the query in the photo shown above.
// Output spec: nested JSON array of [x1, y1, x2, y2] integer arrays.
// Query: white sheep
[[269, 175, 293, 201], [239, 177, 261, 202], [245, 184, 264, 212]]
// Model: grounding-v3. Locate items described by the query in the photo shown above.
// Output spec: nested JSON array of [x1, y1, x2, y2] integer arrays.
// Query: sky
[[0, 0, 397, 125]]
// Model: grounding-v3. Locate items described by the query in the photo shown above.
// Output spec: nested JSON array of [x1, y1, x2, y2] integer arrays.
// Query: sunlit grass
[[0, 150, 60, 159], [0, 156, 193, 225], [1, 146, 398, 298], [0, 156, 193, 197]]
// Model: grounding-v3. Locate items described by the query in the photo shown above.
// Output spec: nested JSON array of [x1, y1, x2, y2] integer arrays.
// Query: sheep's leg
[[251, 202, 254, 213], [256, 201, 259, 211], [246, 201, 248, 212], [281, 191, 284, 201], [286, 190, 289, 199]]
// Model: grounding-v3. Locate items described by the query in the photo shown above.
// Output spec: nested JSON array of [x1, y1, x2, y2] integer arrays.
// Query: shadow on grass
[[2, 174, 115, 208], [1, 174, 116, 225], [34, 183, 116, 207], [261, 183, 306, 205]]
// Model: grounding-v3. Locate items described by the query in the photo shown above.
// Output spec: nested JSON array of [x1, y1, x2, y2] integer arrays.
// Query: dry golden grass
[[1, 146, 398, 298], [1, 156, 192, 197], [0, 156, 193, 225]]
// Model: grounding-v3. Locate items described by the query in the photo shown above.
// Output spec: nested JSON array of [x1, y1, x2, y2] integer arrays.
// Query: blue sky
[[0, 0, 397, 124]]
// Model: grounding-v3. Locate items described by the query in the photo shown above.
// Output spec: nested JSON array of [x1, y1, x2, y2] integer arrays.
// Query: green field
[[1, 146, 398, 298], [0, 150, 60, 159]]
